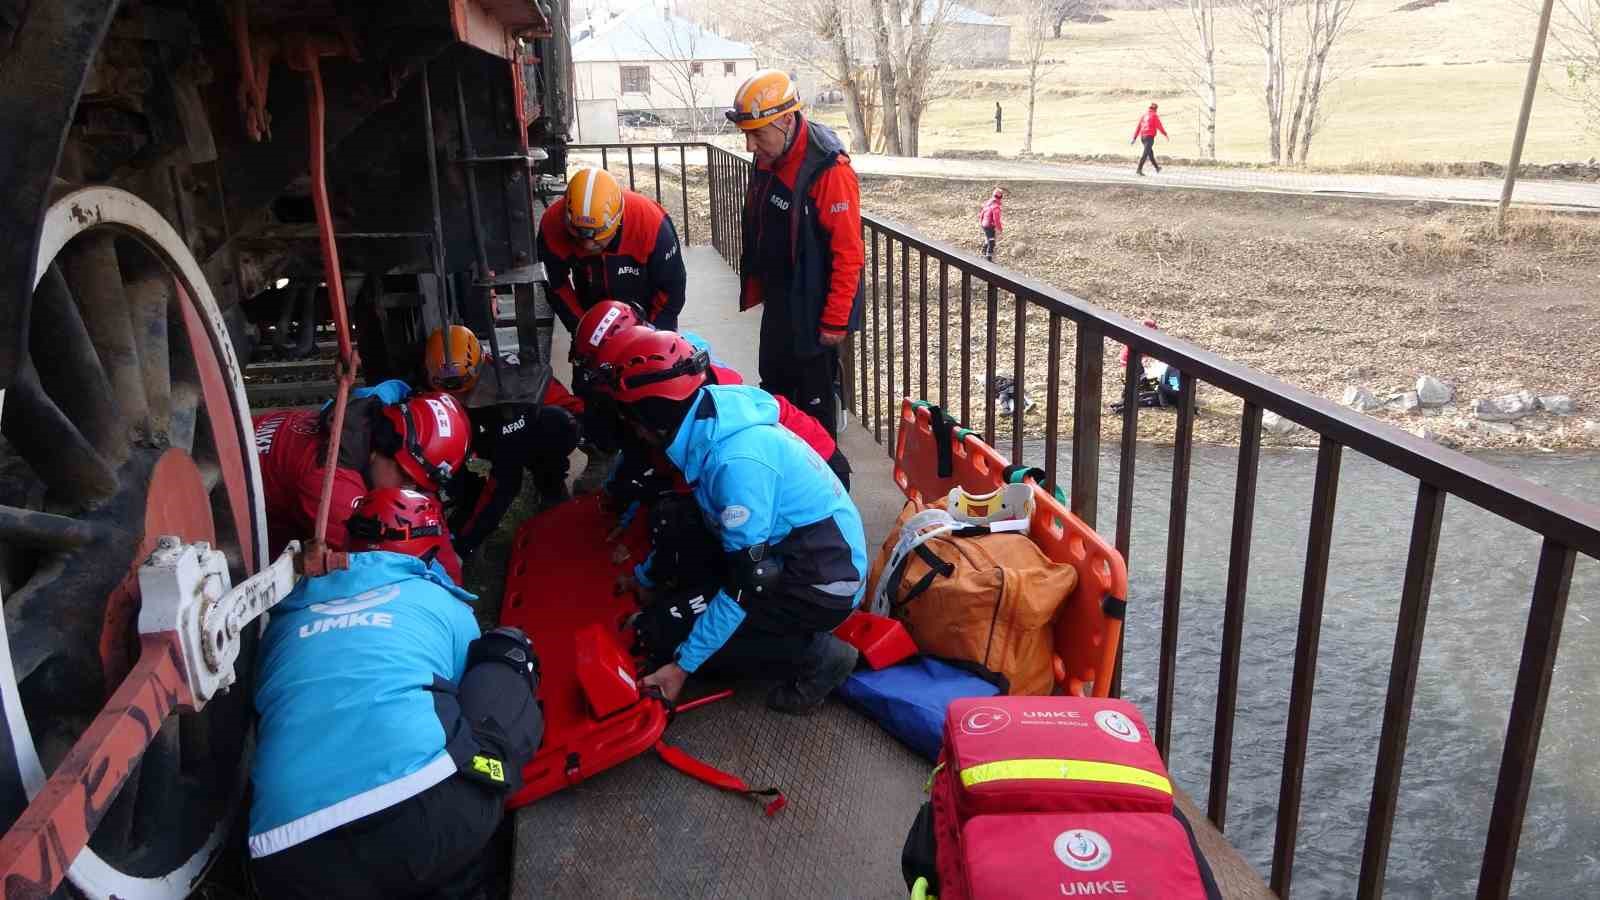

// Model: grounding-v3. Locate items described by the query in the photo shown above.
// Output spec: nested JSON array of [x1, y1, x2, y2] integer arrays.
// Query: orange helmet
[[424, 325, 484, 394], [726, 69, 801, 131], [571, 300, 647, 370], [563, 167, 624, 245]]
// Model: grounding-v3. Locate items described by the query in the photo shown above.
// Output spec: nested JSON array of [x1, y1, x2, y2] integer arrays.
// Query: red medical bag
[[943, 696, 1171, 818]]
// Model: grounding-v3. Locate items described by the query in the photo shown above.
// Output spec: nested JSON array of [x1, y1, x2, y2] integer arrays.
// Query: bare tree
[[1545, 0, 1600, 136], [1240, 0, 1290, 164], [628, 13, 712, 134], [869, 0, 905, 154], [1050, 0, 1095, 39], [895, 0, 961, 157], [1283, 0, 1357, 164], [1017, 0, 1058, 154], [703, 0, 876, 153], [1154, 0, 1219, 159]]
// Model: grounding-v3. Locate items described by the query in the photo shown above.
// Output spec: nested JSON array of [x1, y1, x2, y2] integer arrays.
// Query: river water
[[1017, 437, 1599, 898]]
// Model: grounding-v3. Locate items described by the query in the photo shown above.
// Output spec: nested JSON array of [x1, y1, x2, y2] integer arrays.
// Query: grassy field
[[817, 0, 1598, 166]]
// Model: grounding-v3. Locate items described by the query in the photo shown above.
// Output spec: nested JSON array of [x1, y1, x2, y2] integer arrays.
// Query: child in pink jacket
[[979, 187, 1004, 261]]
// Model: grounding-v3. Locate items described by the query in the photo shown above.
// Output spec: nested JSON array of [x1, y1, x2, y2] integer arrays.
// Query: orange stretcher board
[[890, 399, 1128, 697]]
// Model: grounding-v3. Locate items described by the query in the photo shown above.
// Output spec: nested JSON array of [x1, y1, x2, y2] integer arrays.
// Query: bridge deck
[[509, 247, 1270, 899]]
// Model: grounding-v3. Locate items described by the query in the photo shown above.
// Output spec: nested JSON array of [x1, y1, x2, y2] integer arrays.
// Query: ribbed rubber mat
[[510, 685, 930, 899]]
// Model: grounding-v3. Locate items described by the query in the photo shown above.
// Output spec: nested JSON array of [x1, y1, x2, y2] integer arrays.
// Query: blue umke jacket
[[248, 551, 480, 857], [665, 384, 868, 673]]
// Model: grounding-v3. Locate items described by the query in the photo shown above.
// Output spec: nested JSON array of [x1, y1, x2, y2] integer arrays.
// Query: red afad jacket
[[252, 409, 367, 555], [707, 362, 838, 461], [253, 409, 466, 582]]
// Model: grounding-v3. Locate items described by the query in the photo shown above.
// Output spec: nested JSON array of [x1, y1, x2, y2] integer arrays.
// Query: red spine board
[[500, 494, 663, 809]]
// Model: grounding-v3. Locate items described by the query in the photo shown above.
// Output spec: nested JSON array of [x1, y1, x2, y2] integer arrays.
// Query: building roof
[[572, 10, 757, 63], [908, 1, 1006, 27]]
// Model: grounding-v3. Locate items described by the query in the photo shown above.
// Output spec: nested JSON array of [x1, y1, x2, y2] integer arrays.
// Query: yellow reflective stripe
[[958, 758, 1172, 795]]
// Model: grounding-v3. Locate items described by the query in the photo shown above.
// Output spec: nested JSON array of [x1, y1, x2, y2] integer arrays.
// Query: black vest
[[740, 118, 864, 360]]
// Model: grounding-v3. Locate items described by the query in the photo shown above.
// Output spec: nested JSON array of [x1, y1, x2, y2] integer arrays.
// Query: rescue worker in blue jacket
[[248, 488, 542, 899], [609, 328, 866, 715]]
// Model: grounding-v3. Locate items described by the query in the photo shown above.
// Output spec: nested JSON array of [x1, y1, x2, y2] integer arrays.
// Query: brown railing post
[[652, 145, 662, 201], [1476, 537, 1577, 900], [1071, 326, 1104, 528], [938, 261, 949, 411], [1271, 434, 1344, 899], [708, 147, 722, 255], [1011, 295, 1026, 462], [1357, 482, 1445, 899], [919, 253, 929, 402], [1043, 312, 1063, 490], [984, 283, 998, 445], [625, 145, 635, 188], [1209, 400, 1264, 830], [960, 271, 973, 426], [680, 144, 690, 245], [1155, 372, 1197, 761], [886, 236, 897, 451], [871, 227, 882, 443], [901, 242, 911, 410], [1111, 351, 1141, 699]]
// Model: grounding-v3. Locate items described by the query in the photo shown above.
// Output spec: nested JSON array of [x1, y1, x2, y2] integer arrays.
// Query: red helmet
[[605, 328, 709, 406], [381, 392, 469, 491], [571, 300, 647, 369], [347, 487, 451, 562]]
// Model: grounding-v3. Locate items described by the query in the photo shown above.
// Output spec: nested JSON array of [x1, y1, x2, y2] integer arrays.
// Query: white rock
[[1537, 394, 1575, 415], [1262, 411, 1300, 435], [1584, 420, 1600, 440], [1474, 390, 1538, 422], [1480, 421, 1519, 436], [1416, 376, 1454, 407], [1387, 391, 1420, 413], [1342, 385, 1383, 412]]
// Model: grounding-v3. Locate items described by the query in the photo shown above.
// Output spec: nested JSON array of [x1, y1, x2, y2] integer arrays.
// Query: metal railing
[[591, 141, 1599, 900]]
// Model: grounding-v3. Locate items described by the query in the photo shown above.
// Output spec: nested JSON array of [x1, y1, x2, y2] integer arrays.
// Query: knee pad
[[466, 626, 539, 694]]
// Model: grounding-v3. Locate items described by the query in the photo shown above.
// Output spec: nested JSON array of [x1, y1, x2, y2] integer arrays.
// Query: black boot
[[767, 633, 858, 715]]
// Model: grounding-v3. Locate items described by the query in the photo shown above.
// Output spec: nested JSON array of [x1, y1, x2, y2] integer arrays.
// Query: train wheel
[[0, 187, 266, 898]]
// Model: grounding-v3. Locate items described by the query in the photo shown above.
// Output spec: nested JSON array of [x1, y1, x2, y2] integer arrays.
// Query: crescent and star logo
[[959, 706, 1011, 736], [1094, 709, 1142, 743], [1053, 829, 1112, 872]]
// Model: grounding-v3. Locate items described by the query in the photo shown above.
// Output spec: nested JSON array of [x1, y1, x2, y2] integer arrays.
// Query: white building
[[939, 3, 1010, 65], [571, 10, 759, 128]]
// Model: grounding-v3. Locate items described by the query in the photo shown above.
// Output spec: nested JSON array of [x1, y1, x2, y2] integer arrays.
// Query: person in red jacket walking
[[1131, 102, 1168, 176], [727, 69, 864, 437], [978, 187, 1004, 261]]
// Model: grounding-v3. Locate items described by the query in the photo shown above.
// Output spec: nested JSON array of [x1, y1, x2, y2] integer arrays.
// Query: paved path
[[847, 153, 1600, 210], [573, 145, 1600, 210]]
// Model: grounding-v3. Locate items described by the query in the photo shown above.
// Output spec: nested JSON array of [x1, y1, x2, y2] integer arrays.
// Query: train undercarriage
[[0, 1, 569, 894]]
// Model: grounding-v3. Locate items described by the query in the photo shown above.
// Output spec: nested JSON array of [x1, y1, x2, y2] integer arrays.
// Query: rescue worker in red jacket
[[1131, 102, 1168, 175], [728, 69, 864, 437], [537, 166, 687, 333], [575, 303, 850, 489], [252, 390, 470, 556], [421, 326, 584, 562], [538, 166, 686, 490]]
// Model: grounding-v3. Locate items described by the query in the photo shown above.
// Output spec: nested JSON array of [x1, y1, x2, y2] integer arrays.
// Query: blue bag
[[837, 657, 1001, 761]]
